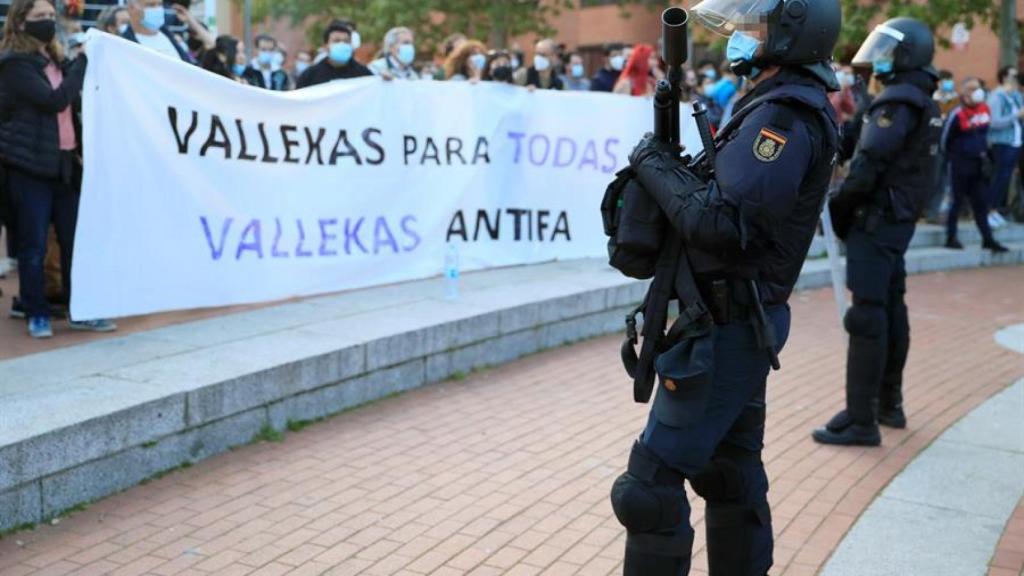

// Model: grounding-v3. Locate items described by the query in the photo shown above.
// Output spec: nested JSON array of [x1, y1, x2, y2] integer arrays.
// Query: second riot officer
[[812, 18, 943, 446], [608, 0, 841, 574]]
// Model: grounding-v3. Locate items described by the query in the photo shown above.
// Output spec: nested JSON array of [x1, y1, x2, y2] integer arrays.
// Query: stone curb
[[0, 234, 1021, 532]]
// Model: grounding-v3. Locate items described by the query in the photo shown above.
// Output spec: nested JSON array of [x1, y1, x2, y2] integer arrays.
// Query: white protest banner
[[73, 32, 704, 319]]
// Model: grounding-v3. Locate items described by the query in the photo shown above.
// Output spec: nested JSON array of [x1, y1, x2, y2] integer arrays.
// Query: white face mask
[[971, 88, 986, 104], [534, 54, 550, 72], [350, 30, 361, 50], [609, 55, 625, 71]]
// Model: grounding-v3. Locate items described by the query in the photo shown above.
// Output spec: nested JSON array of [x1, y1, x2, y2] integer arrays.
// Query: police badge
[[753, 127, 787, 162]]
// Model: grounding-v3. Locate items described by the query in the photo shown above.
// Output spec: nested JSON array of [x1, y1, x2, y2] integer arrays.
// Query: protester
[[561, 53, 590, 91], [933, 70, 959, 117], [942, 77, 1008, 253], [95, 5, 129, 36], [829, 64, 857, 123], [291, 49, 312, 83], [121, 0, 212, 63], [590, 43, 624, 92], [201, 35, 245, 81], [295, 20, 372, 89], [444, 40, 486, 82], [986, 66, 1024, 226], [0, 0, 117, 337], [613, 43, 658, 97], [696, 59, 718, 82], [514, 38, 563, 90], [369, 27, 419, 80], [242, 34, 289, 90], [482, 50, 514, 84]]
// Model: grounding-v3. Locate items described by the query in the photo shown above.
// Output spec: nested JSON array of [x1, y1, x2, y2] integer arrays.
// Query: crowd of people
[[829, 59, 1023, 251], [0, 0, 1021, 340]]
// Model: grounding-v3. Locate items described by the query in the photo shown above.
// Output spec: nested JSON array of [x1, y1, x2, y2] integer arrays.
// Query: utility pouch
[[652, 331, 716, 428]]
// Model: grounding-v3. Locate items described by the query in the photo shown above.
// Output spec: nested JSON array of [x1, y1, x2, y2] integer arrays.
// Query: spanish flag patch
[[753, 128, 787, 162]]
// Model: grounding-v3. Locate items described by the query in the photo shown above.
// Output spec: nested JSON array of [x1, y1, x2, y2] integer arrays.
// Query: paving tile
[[0, 267, 1020, 575]]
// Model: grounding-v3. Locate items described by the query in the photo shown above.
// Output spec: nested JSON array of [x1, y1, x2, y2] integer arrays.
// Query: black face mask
[[24, 19, 56, 44], [491, 66, 512, 82]]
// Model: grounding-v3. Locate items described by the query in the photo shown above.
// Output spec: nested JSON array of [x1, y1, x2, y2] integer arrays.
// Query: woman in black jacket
[[0, 0, 116, 338]]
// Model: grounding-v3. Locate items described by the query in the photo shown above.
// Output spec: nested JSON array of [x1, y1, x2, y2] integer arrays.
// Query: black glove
[[829, 197, 855, 241], [628, 133, 684, 173]]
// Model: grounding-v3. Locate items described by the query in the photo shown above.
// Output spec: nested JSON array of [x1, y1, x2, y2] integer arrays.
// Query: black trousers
[[8, 166, 79, 319]]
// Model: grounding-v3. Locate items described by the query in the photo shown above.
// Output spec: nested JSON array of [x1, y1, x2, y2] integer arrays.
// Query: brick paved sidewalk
[[0, 266, 1021, 576]]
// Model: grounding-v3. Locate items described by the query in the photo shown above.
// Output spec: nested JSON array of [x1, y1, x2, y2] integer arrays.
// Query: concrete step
[[806, 222, 1024, 259], [0, 241, 1021, 532]]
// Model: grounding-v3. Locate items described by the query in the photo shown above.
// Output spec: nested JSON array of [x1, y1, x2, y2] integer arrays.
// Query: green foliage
[[837, 0, 1002, 58], [252, 424, 284, 443], [242, 0, 585, 52]]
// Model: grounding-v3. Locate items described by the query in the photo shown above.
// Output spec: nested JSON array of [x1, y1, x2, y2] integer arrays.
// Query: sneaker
[[68, 318, 118, 333], [983, 239, 1010, 254], [944, 237, 964, 250], [10, 296, 25, 319], [28, 316, 53, 339]]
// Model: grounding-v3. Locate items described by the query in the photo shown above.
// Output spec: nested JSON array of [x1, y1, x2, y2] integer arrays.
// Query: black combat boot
[[812, 410, 881, 446]]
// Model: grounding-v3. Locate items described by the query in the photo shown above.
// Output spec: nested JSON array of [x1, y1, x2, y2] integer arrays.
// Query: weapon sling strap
[[629, 91, 835, 403]]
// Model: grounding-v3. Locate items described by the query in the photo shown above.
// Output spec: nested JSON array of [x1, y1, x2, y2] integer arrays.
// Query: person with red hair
[[613, 43, 662, 97]]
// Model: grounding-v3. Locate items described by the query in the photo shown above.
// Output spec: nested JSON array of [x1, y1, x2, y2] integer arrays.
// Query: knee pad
[[611, 443, 695, 573], [611, 443, 686, 534], [844, 303, 886, 339], [689, 457, 743, 502], [611, 471, 685, 534]]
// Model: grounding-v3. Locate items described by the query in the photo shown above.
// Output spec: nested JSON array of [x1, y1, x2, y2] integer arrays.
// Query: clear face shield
[[691, 0, 779, 39], [851, 24, 903, 69]]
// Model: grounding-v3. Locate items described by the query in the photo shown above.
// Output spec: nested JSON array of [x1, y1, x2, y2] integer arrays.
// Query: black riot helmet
[[691, 0, 841, 86], [852, 18, 937, 79]]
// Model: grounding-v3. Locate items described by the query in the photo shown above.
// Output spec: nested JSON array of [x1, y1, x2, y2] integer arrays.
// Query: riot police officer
[[812, 18, 945, 447], [608, 0, 841, 574]]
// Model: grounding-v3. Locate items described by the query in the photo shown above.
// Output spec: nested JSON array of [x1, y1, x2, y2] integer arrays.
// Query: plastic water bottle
[[444, 243, 460, 300]]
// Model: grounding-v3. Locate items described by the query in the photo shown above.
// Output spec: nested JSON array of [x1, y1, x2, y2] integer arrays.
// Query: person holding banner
[[296, 20, 372, 89], [0, 0, 116, 338], [121, 0, 212, 63]]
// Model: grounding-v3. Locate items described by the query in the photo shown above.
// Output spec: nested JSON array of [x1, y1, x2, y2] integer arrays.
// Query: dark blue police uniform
[[816, 70, 941, 444], [615, 68, 838, 576]]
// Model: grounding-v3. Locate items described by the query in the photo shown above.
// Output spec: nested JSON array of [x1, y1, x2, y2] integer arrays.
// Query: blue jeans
[[640, 304, 792, 575], [9, 167, 79, 319], [989, 144, 1022, 211]]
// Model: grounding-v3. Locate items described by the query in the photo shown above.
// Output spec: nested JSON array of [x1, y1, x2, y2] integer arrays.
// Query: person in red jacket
[[941, 77, 1009, 252]]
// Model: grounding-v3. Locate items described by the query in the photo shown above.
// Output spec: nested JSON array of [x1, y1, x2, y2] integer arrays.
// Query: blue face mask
[[941, 79, 955, 92], [257, 51, 274, 66], [571, 63, 584, 78], [397, 43, 415, 65], [873, 59, 894, 75], [141, 6, 165, 31], [329, 42, 353, 65], [232, 63, 246, 76], [727, 31, 761, 65]]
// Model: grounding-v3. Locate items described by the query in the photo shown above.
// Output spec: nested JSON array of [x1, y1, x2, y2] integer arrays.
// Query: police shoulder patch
[[753, 127, 787, 163]]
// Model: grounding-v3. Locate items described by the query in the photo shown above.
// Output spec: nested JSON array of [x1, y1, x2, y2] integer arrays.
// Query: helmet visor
[[851, 24, 903, 67], [691, 0, 781, 37]]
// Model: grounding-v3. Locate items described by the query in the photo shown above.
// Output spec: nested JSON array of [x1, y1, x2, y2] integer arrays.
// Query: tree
[[837, 0, 1003, 60], [242, 0, 576, 53]]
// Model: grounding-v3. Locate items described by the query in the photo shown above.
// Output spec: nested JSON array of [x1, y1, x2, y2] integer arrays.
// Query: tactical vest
[[868, 83, 943, 222], [686, 83, 839, 304]]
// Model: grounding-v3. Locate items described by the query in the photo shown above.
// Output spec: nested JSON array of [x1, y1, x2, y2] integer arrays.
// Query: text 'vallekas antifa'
[[600, 0, 956, 575]]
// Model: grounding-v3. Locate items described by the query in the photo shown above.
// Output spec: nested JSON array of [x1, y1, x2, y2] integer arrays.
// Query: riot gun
[[615, 7, 716, 403], [607, 7, 778, 405]]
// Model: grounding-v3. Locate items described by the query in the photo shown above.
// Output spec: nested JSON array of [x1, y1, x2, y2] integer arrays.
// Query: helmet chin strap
[[730, 58, 765, 78]]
